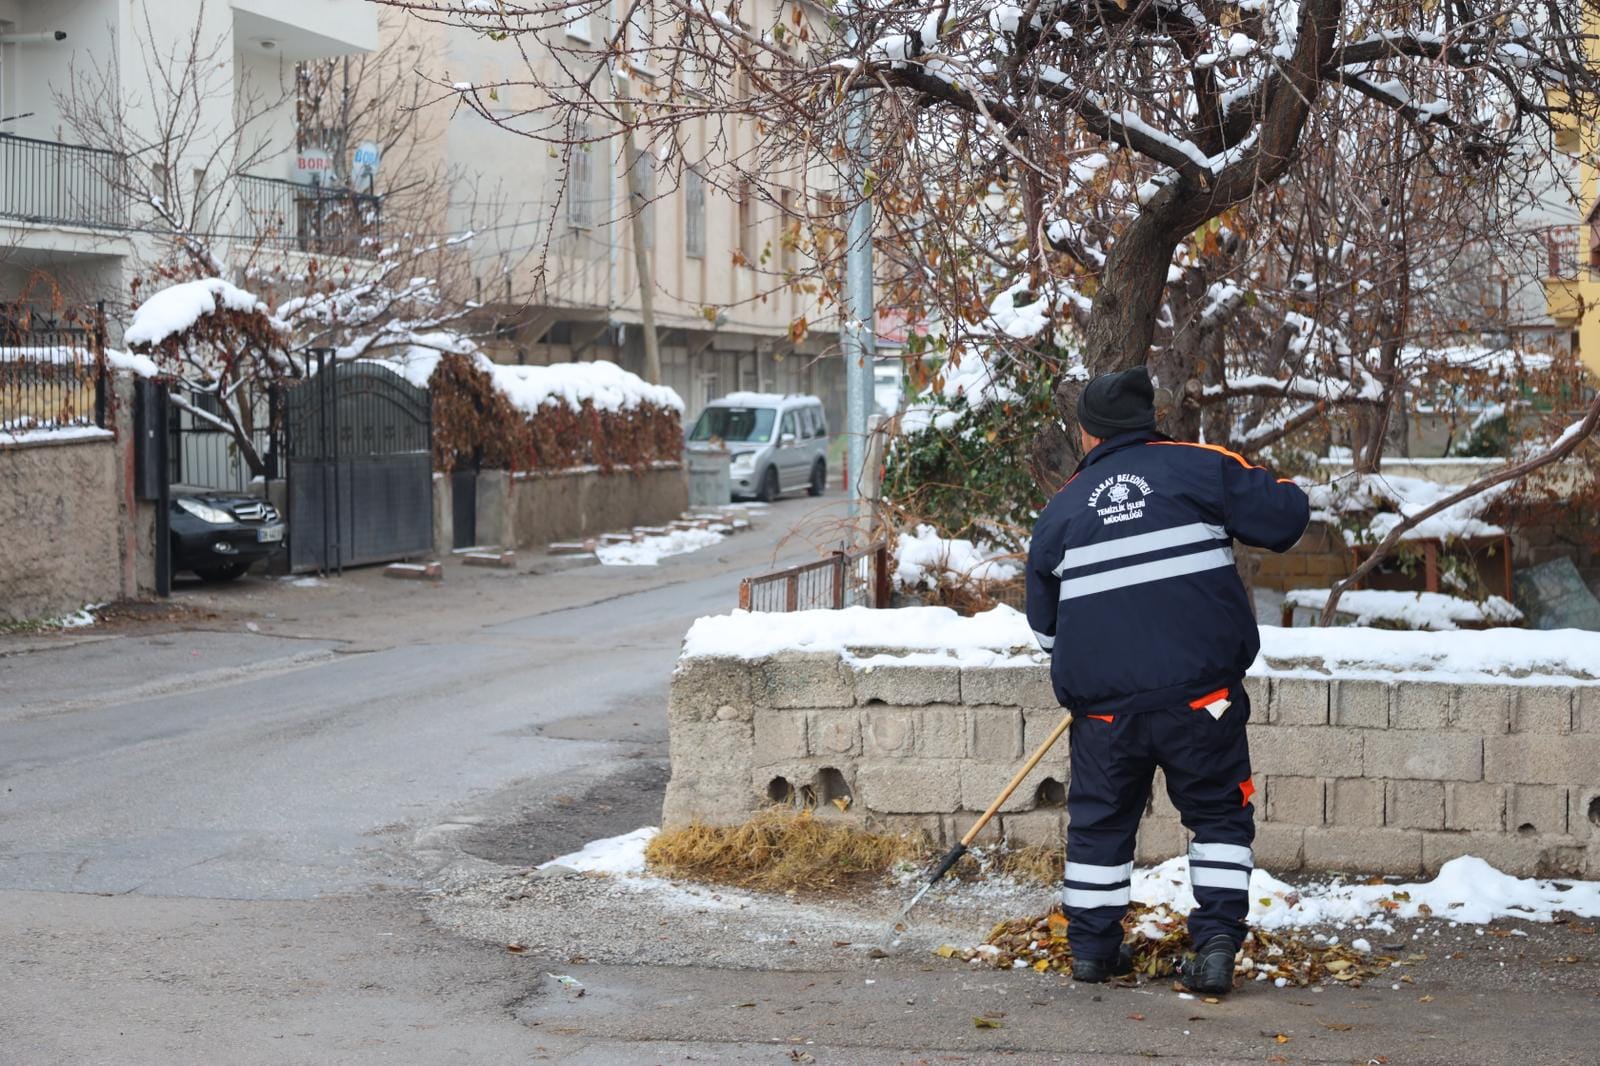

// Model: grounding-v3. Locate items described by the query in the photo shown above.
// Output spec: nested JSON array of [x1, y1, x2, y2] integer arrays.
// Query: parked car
[[686, 393, 829, 501], [170, 491, 285, 581]]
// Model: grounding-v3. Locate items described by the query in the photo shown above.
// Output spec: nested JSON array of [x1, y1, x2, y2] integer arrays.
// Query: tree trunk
[[1080, 211, 1185, 382]]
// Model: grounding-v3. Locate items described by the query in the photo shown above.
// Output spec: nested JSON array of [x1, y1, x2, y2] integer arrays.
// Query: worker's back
[[1026, 429, 1310, 716]]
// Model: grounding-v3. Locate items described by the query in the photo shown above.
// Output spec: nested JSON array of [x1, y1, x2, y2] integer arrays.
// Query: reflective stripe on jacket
[[1025, 429, 1310, 715]]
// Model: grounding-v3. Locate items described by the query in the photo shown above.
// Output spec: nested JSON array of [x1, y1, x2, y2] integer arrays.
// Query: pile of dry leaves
[[939, 904, 1415, 990]]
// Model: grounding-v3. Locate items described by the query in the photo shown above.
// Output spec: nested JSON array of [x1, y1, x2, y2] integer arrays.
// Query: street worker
[[1025, 366, 1310, 994]]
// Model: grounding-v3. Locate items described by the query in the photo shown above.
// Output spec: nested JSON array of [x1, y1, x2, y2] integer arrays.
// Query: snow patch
[[893, 525, 1021, 590], [595, 527, 726, 566], [541, 827, 657, 875], [126, 278, 275, 348], [1283, 589, 1522, 631]]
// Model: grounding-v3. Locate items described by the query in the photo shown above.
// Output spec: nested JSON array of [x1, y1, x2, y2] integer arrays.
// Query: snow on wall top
[[382, 333, 683, 414], [125, 278, 275, 348], [680, 604, 1600, 683], [0, 345, 158, 377]]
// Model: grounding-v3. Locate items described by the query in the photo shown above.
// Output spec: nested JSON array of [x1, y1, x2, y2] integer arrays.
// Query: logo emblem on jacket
[[1086, 474, 1153, 525]]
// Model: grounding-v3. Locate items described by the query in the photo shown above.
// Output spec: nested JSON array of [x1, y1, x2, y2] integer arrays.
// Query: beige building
[[0, 1, 847, 430]]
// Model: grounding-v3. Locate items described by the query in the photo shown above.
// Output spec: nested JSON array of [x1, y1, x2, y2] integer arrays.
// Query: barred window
[[567, 124, 595, 230], [685, 166, 706, 259]]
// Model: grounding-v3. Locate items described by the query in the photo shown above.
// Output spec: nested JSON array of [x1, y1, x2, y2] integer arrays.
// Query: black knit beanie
[[1077, 366, 1156, 440]]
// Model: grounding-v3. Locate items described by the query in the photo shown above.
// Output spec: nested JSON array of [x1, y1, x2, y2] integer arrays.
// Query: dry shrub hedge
[[428, 352, 682, 474]]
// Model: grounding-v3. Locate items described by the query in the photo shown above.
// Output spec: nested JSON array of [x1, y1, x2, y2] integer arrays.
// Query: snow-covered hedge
[[393, 339, 684, 473]]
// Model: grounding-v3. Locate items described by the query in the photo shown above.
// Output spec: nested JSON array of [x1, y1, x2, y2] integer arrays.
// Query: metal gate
[[283, 354, 433, 572]]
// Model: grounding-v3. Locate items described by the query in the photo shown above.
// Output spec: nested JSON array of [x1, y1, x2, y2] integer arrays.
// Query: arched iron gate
[[283, 353, 433, 572]]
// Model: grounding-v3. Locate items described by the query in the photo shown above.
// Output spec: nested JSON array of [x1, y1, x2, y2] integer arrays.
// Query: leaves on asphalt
[[972, 1016, 1003, 1029]]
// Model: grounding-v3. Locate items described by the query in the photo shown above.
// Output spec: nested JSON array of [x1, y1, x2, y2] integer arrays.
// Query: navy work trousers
[[1062, 681, 1256, 963]]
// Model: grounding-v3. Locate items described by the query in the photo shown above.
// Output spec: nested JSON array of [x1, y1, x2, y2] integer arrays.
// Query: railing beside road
[[0, 309, 108, 436], [738, 542, 892, 612]]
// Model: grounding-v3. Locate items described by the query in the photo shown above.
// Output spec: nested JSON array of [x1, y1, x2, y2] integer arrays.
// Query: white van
[[686, 393, 830, 501]]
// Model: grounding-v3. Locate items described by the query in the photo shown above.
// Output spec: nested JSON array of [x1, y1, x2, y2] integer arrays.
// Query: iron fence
[[168, 406, 275, 492], [0, 310, 107, 436], [738, 542, 892, 612], [238, 174, 382, 260], [0, 134, 126, 229]]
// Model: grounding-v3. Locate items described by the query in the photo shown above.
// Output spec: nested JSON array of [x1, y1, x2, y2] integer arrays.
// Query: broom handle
[[959, 712, 1074, 848]]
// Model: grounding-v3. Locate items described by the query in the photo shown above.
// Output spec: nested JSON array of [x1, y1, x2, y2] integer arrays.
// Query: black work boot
[[1072, 942, 1134, 984], [1180, 934, 1238, 994]]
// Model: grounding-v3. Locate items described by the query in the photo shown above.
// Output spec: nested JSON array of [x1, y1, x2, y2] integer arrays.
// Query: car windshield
[[690, 406, 776, 443]]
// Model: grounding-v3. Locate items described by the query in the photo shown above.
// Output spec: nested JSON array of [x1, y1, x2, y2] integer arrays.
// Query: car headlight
[[177, 499, 234, 524], [730, 452, 756, 471]]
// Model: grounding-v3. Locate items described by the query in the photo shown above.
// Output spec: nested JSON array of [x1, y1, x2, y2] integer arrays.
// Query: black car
[[170, 491, 286, 581]]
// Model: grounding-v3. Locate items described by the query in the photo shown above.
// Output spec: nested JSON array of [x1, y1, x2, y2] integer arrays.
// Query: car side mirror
[[780, 433, 797, 446]]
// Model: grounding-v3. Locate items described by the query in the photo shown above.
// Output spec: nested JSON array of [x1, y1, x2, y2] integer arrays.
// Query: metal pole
[[842, 89, 875, 528]]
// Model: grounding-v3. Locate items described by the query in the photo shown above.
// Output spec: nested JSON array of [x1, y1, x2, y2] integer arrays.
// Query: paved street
[[4, 494, 1599, 1065]]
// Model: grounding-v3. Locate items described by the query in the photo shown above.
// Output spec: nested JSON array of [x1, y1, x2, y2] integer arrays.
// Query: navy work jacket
[[1025, 429, 1310, 716]]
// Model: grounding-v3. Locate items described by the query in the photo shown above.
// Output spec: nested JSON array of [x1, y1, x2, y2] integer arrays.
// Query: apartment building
[[404, 5, 848, 430], [0, 0, 378, 325]]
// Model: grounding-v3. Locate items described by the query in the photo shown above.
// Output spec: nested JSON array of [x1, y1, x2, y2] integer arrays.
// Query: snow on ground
[[536, 828, 1600, 936], [681, 604, 1600, 681], [595, 526, 726, 566], [125, 278, 276, 348], [1132, 855, 1600, 932], [542, 827, 658, 875], [893, 525, 1021, 591], [1282, 588, 1523, 631], [52, 604, 103, 629]]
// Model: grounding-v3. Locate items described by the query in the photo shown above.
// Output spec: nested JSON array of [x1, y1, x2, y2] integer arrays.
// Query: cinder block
[[667, 718, 753, 774], [1364, 731, 1482, 781], [757, 653, 854, 708], [1247, 725, 1363, 777], [1270, 678, 1329, 725], [1022, 706, 1074, 754], [961, 761, 1050, 813], [1252, 824, 1306, 873], [1422, 831, 1548, 878], [1264, 775, 1323, 826], [1575, 686, 1600, 732], [752, 710, 809, 762], [669, 657, 754, 722], [384, 561, 441, 580], [960, 665, 1056, 707], [1511, 686, 1573, 734], [1445, 782, 1505, 832], [878, 813, 947, 847], [969, 706, 1023, 761], [1132, 816, 1187, 865], [1332, 680, 1390, 729], [1449, 685, 1508, 734], [1327, 777, 1384, 827], [1242, 674, 1268, 715], [1485, 734, 1600, 784], [856, 761, 960, 814], [944, 811, 1004, 846], [808, 709, 861, 757], [916, 705, 968, 758], [1148, 770, 1180, 821], [861, 707, 916, 757], [1303, 827, 1423, 876], [1577, 789, 1600, 839], [853, 662, 960, 706], [1001, 810, 1065, 849], [1508, 784, 1569, 836], [1385, 779, 1445, 830], [1391, 683, 1452, 730], [661, 774, 757, 828], [461, 549, 516, 568]]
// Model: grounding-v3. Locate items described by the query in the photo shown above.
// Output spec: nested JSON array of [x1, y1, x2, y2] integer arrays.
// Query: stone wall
[[1244, 522, 1351, 593], [0, 434, 123, 622], [663, 654, 1600, 878], [429, 463, 689, 553]]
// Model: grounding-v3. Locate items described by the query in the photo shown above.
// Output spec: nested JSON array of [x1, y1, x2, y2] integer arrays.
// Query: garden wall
[[664, 653, 1600, 879], [433, 463, 688, 552]]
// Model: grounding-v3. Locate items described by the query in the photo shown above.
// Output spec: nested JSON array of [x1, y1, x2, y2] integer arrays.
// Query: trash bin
[[687, 447, 732, 507]]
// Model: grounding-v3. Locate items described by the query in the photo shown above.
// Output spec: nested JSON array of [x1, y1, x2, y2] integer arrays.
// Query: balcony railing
[[238, 174, 382, 260], [0, 134, 127, 229], [1545, 224, 1580, 280]]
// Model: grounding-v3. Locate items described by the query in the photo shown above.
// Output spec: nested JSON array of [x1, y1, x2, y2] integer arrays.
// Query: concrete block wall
[[662, 655, 1600, 878], [1244, 521, 1351, 593]]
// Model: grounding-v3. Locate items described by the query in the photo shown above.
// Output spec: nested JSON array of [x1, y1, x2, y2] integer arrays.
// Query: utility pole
[[842, 88, 875, 528], [616, 77, 662, 385]]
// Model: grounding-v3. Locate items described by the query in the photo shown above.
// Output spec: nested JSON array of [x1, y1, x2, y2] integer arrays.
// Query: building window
[[685, 166, 706, 259], [778, 188, 797, 273], [567, 7, 592, 42], [814, 188, 845, 261], [567, 125, 595, 230], [738, 182, 757, 266]]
